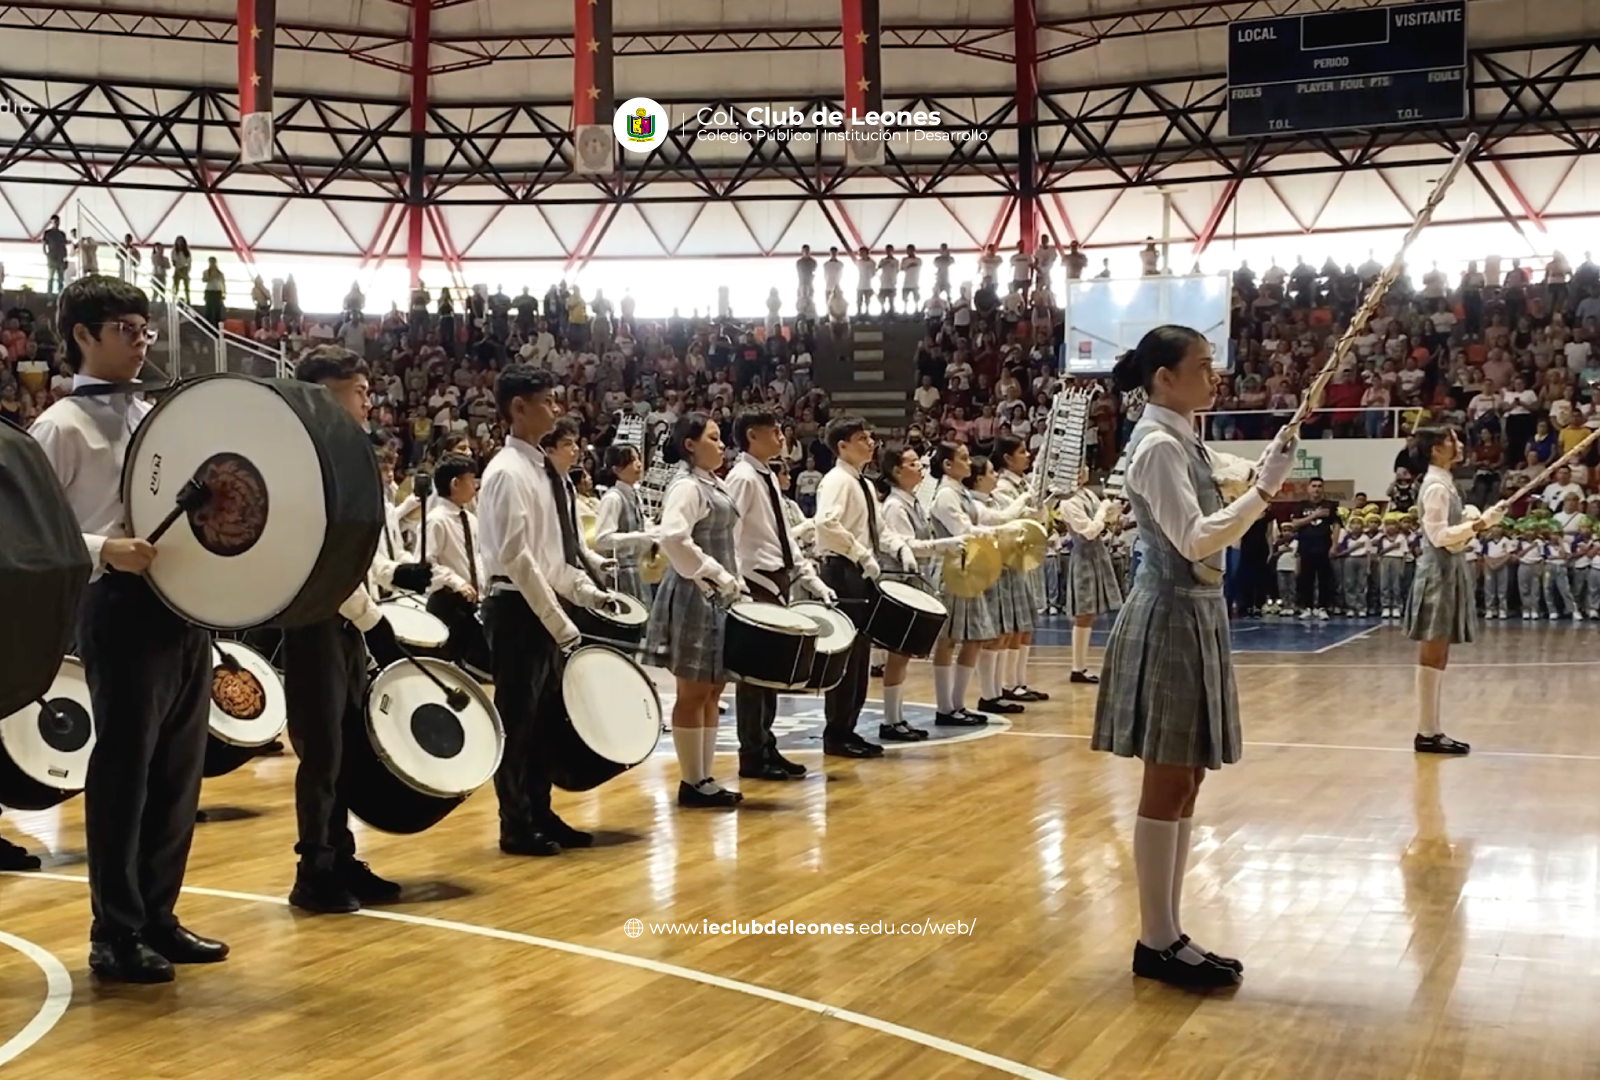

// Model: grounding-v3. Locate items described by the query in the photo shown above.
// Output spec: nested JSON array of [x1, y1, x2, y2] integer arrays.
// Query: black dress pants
[[427, 589, 493, 676], [77, 571, 210, 943], [281, 617, 367, 869], [1297, 551, 1338, 610], [820, 557, 874, 743], [734, 570, 790, 766], [482, 591, 561, 837]]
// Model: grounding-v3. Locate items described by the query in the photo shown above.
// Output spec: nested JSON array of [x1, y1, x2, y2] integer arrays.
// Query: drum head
[[380, 601, 450, 649], [790, 602, 857, 656], [603, 592, 650, 628], [122, 375, 383, 631], [0, 657, 95, 791], [367, 659, 503, 798], [562, 646, 661, 765], [209, 641, 288, 747], [729, 601, 820, 636], [880, 579, 949, 615]]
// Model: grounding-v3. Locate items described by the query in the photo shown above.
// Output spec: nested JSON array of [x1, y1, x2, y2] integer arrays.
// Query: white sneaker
[[1298, 611, 1311, 620], [1316, 609, 1329, 620], [1577, 612, 1586, 621], [1550, 613, 1560, 621]]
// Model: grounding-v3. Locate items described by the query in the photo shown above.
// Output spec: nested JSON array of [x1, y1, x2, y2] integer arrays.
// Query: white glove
[[595, 556, 618, 579], [1478, 503, 1506, 529], [1256, 436, 1297, 497], [861, 554, 882, 581], [933, 536, 966, 554], [715, 575, 745, 602], [557, 626, 583, 655], [579, 585, 615, 613], [810, 581, 838, 605]]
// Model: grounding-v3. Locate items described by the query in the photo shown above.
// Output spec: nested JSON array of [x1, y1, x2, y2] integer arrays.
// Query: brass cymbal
[[640, 545, 668, 585], [941, 534, 1002, 598], [1000, 518, 1049, 572]]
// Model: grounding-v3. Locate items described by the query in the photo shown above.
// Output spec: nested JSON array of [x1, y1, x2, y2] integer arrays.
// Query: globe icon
[[624, 918, 644, 938]]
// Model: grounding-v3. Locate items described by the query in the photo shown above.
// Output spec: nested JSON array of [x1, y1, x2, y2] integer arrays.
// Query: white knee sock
[[883, 684, 904, 726], [1071, 625, 1091, 672], [1016, 644, 1031, 687], [673, 726, 702, 785], [1134, 816, 1205, 964], [934, 665, 954, 714], [700, 725, 725, 792], [1001, 648, 1020, 689], [977, 650, 999, 700], [1172, 816, 1193, 938], [870, 648, 885, 667], [953, 663, 974, 712], [1415, 666, 1442, 737]]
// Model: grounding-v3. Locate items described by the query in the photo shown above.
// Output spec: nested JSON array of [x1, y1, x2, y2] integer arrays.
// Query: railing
[[1196, 405, 1415, 440], [74, 202, 287, 380]]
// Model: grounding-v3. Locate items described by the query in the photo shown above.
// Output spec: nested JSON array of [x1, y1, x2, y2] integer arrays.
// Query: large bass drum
[[549, 645, 662, 792], [0, 417, 92, 718], [0, 657, 95, 810], [120, 374, 383, 631], [347, 658, 504, 834], [204, 640, 288, 778]]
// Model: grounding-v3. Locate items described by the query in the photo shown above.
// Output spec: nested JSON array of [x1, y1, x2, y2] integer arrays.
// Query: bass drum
[[563, 592, 652, 647], [722, 602, 819, 690], [0, 417, 92, 719], [120, 374, 383, 631], [549, 646, 662, 792], [791, 602, 856, 693], [204, 640, 288, 778], [378, 597, 450, 658], [865, 579, 949, 658], [0, 657, 95, 811], [347, 658, 504, 834]]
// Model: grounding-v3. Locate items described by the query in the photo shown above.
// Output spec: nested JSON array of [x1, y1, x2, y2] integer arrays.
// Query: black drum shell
[[803, 645, 851, 693], [203, 738, 259, 779], [548, 645, 661, 792], [341, 707, 465, 835], [722, 613, 817, 690], [865, 582, 948, 659], [561, 599, 645, 648]]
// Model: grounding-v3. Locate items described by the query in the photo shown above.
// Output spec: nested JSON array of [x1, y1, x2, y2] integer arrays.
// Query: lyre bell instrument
[[940, 534, 1002, 598], [1030, 384, 1100, 504], [998, 518, 1049, 572]]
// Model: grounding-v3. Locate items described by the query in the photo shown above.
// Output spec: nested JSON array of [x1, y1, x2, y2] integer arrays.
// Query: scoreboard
[[1227, 0, 1468, 137]]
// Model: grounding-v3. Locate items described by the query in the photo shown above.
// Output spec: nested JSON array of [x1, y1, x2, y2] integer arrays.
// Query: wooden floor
[[3, 625, 1600, 1080]]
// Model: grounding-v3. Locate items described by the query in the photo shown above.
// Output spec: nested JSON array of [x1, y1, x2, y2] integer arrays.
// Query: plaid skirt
[[1065, 541, 1123, 617], [940, 583, 998, 642], [993, 567, 1037, 634], [1404, 552, 1476, 644], [644, 569, 727, 683], [1091, 579, 1241, 770]]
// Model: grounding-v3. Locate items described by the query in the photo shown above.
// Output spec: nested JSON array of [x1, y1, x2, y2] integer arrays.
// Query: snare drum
[[722, 602, 819, 690], [0, 657, 95, 811], [549, 646, 662, 792], [204, 640, 288, 778], [378, 598, 450, 657], [791, 602, 857, 693], [561, 592, 651, 648], [346, 658, 504, 834], [866, 579, 949, 658]]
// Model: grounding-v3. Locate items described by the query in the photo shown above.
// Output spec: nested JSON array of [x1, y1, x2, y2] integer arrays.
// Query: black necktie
[[547, 461, 601, 586], [858, 476, 880, 551], [763, 469, 795, 570], [459, 508, 479, 592]]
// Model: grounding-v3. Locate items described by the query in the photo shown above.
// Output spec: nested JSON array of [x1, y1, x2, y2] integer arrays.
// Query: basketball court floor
[[1, 620, 1597, 1080]]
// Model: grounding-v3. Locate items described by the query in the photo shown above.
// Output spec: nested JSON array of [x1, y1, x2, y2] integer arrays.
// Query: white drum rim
[[380, 601, 451, 649], [365, 658, 505, 797], [0, 657, 95, 792], [728, 601, 819, 636], [384, 593, 430, 612], [208, 640, 288, 747], [561, 646, 662, 765], [879, 578, 949, 615], [790, 601, 857, 656]]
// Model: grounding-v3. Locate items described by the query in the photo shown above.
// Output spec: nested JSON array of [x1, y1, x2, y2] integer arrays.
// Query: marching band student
[[593, 443, 656, 604], [478, 365, 618, 854], [285, 346, 442, 915], [396, 432, 471, 547], [423, 454, 493, 679], [927, 442, 1031, 726], [1516, 523, 1545, 619], [30, 275, 227, 981], [1059, 464, 1124, 682], [541, 419, 613, 585], [1092, 325, 1295, 990], [1482, 523, 1512, 618], [993, 435, 1050, 701], [963, 456, 1034, 714], [644, 413, 747, 807], [812, 416, 890, 758], [1404, 425, 1503, 755], [877, 445, 965, 740], [725, 408, 834, 780]]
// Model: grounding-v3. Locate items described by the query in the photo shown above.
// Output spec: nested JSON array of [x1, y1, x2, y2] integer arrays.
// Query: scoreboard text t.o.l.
[[1227, 0, 1467, 137]]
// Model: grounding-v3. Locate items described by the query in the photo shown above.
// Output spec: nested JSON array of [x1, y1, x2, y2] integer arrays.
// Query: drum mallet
[[392, 644, 472, 712], [146, 477, 211, 544]]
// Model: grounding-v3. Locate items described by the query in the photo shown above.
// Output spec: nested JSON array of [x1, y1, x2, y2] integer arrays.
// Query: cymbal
[[1000, 518, 1049, 572], [941, 534, 1002, 598], [641, 546, 668, 585]]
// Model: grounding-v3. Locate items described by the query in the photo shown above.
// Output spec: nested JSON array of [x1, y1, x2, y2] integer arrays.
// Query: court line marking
[[1001, 730, 1600, 762], [0, 930, 72, 1068], [1023, 659, 1600, 669], [4, 872, 1069, 1080]]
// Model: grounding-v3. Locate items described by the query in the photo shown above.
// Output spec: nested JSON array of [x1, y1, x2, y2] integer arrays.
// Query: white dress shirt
[[724, 452, 825, 596], [338, 482, 435, 632], [880, 488, 956, 570], [1124, 402, 1269, 563], [1418, 466, 1478, 551], [29, 374, 150, 579], [423, 500, 481, 596], [814, 461, 884, 566], [930, 476, 1029, 537], [1061, 489, 1110, 540], [656, 467, 740, 590], [593, 482, 654, 555], [478, 435, 606, 644]]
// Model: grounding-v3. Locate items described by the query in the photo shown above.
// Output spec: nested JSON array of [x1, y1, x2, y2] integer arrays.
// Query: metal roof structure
[[0, 0, 1597, 283]]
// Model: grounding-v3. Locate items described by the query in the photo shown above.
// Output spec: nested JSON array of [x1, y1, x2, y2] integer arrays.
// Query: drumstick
[[210, 640, 243, 675], [392, 645, 472, 712], [146, 478, 211, 544]]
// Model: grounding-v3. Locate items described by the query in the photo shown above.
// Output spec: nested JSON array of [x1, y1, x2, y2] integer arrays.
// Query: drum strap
[[547, 459, 603, 587], [858, 477, 881, 552], [762, 469, 795, 571], [459, 509, 481, 592]]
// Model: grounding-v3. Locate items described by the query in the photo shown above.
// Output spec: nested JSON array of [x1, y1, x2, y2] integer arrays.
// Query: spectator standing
[[1287, 477, 1341, 618], [171, 237, 193, 304], [202, 257, 226, 326], [41, 215, 68, 293]]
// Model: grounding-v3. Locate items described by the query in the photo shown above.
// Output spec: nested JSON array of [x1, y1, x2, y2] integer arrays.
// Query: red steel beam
[[1190, 176, 1240, 257], [406, 0, 430, 287], [1491, 159, 1547, 234]]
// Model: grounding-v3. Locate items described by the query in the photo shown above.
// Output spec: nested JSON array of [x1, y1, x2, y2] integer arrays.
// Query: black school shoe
[[1132, 941, 1241, 990], [341, 858, 403, 904], [935, 709, 988, 727], [0, 838, 41, 871], [1070, 671, 1100, 684], [977, 697, 1024, 715], [1180, 935, 1243, 973], [1003, 686, 1049, 702], [1415, 733, 1470, 755]]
